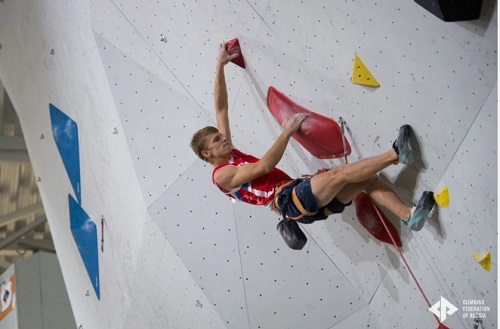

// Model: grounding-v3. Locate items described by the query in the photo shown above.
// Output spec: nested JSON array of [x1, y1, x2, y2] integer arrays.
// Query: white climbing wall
[[0, 0, 497, 328]]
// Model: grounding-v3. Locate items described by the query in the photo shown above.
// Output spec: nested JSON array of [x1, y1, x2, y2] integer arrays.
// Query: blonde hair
[[190, 126, 219, 162]]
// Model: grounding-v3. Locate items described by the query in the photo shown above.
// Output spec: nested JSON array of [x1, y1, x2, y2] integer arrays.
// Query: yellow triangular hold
[[473, 251, 491, 272], [351, 54, 380, 87], [434, 186, 450, 208]]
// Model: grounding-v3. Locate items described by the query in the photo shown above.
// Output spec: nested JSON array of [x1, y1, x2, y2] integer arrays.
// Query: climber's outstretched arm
[[214, 42, 238, 148]]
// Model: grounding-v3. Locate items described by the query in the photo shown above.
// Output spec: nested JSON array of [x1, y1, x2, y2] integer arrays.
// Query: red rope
[[337, 121, 446, 327], [372, 205, 445, 327]]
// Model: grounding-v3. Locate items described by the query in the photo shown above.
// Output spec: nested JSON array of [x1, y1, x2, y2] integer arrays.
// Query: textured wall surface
[[0, 0, 496, 328]]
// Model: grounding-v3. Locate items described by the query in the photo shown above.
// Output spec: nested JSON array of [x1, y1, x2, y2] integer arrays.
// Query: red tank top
[[212, 149, 291, 206]]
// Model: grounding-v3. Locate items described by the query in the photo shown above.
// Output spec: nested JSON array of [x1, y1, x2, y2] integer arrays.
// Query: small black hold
[[50, 49, 55, 55]]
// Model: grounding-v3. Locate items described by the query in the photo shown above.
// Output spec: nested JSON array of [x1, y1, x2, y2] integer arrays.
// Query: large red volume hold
[[225, 38, 246, 69], [267, 86, 351, 159], [354, 192, 402, 247]]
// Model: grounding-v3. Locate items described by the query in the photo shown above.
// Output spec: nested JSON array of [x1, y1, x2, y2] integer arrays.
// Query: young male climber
[[190, 43, 435, 230]]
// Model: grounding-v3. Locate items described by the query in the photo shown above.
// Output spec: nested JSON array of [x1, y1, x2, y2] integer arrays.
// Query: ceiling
[[0, 79, 53, 274]]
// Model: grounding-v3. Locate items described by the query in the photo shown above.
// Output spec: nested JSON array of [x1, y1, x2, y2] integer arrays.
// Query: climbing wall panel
[[148, 160, 250, 329], [95, 36, 207, 206], [233, 205, 366, 329]]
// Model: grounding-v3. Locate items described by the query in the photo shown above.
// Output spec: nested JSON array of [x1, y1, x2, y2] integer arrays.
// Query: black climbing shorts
[[276, 178, 352, 224]]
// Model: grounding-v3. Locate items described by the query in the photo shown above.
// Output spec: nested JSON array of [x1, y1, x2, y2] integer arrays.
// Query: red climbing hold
[[266, 86, 351, 159], [225, 38, 246, 69], [354, 192, 402, 247]]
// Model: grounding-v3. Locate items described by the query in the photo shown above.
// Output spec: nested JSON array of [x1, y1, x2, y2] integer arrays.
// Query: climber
[[190, 43, 435, 230]]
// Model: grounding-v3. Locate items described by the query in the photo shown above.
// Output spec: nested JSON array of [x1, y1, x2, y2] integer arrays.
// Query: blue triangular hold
[[49, 104, 81, 204], [69, 195, 100, 299]]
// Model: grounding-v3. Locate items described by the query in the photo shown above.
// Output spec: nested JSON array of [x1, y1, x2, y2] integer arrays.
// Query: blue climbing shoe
[[393, 125, 413, 165], [404, 191, 436, 231]]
